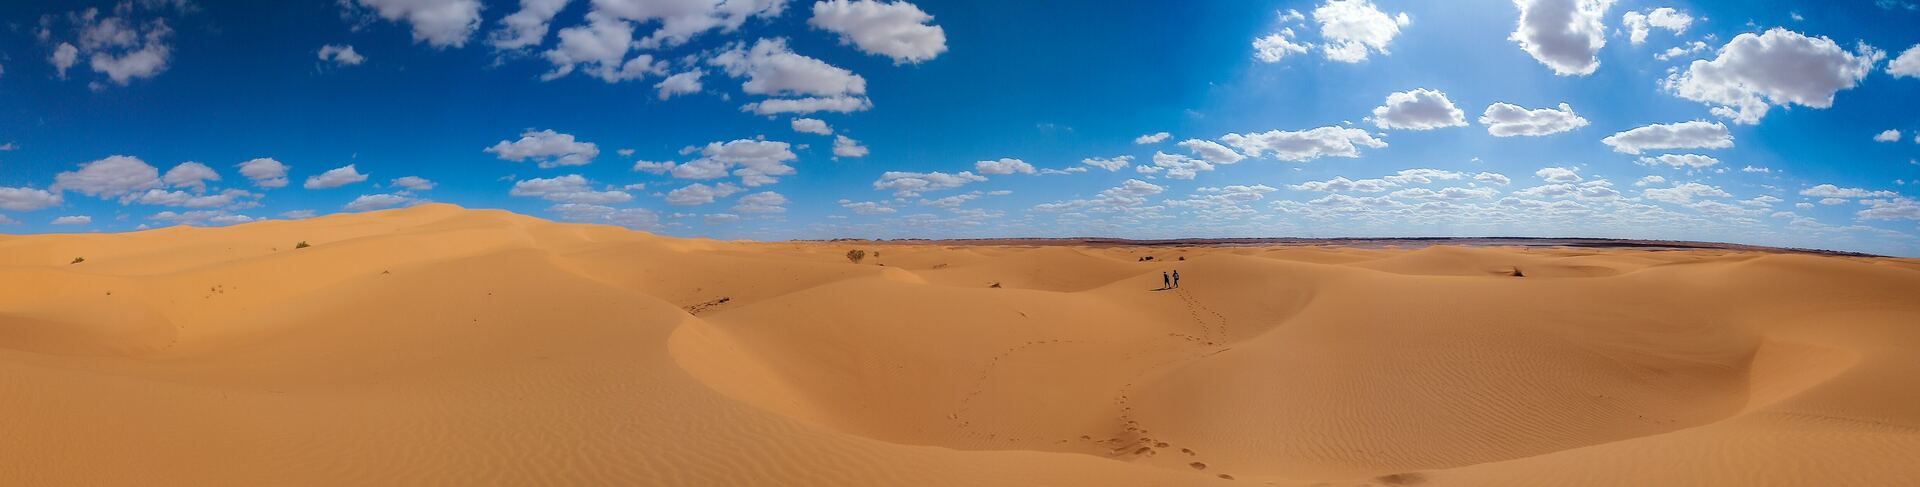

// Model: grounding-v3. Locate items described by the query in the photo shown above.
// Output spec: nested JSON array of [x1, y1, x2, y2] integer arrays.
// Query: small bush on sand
[[846, 249, 866, 263], [989, 281, 1002, 288], [1509, 267, 1525, 278], [70, 257, 85, 264], [295, 241, 311, 249]]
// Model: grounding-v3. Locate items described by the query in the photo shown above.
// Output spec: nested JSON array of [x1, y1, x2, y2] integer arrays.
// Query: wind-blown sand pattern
[[4, 204, 1918, 486]]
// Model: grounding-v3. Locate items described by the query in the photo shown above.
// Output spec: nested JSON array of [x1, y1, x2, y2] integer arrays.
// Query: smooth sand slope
[[3, 204, 1918, 486]]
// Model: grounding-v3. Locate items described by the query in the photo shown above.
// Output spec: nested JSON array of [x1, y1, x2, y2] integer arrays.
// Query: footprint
[[1189, 462, 1207, 470]]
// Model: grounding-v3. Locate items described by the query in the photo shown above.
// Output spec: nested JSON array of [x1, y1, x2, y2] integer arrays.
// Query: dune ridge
[[3, 203, 1917, 486]]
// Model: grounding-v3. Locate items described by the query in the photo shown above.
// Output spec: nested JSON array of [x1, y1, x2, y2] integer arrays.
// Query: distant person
[[1162, 272, 1170, 289], [1173, 270, 1181, 288]]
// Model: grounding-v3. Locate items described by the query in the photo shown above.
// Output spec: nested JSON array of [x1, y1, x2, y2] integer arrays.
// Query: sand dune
[[3, 204, 1917, 486]]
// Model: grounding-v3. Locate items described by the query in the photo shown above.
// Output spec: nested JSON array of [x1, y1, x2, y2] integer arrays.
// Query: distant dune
[[3, 203, 1918, 486]]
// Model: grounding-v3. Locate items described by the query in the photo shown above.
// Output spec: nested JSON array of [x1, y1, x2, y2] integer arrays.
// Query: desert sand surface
[[3, 203, 1918, 486]]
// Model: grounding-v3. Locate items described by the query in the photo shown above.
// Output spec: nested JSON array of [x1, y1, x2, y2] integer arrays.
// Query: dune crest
[[3, 204, 1917, 486]]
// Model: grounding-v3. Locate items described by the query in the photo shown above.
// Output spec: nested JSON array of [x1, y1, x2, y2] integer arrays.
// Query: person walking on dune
[[1173, 269, 1181, 288], [1162, 272, 1170, 290]]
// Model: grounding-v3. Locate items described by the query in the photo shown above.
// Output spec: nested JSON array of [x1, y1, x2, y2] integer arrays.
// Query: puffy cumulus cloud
[[1642, 182, 1730, 204], [592, 0, 785, 49], [712, 38, 870, 114], [920, 193, 979, 208], [833, 135, 869, 158], [548, 203, 661, 229], [1082, 155, 1134, 171], [1313, 0, 1411, 63], [1635, 175, 1668, 187], [791, 117, 833, 135], [0, 187, 63, 211], [1371, 88, 1467, 130], [1799, 184, 1896, 199], [162, 161, 221, 191], [1663, 28, 1883, 124], [1875, 129, 1903, 142], [1383, 168, 1466, 185], [809, 0, 947, 64], [1220, 126, 1387, 162], [1741, 165, 1772, 173], [52, 215, 92, 225], [1134, 132, 1171, 144], [149, 210, 257, 226], [732, 191, 788, 213], [318, 44, 365, 66], [1287, 169, 1473, 196], [1479, 102, 1588, 136], [1510, 0, 1614, 76], [54, 155, 162, 198], [1621, 7, 1691, 45], [1179, 139, 1246, 164], [130, 188, 261, 209], [344, 193, 415, 211], [658, 139, 800, 186], [41, 6, 176, 86], [303, 164, 370, 189], [1290, 177, 1391, 193], [1636, 153, 1719, 169], [1146, 152, 1216, 180], [1392, 186, 1499, 200], [1655, 41, 1709, 61], [390, 176, 435, 191], [541, 13, 666, 82], [873, 170, 985, 197], [510, 174, 633, 204], [1600, 121, 1732, 154], [237, 158, 290, 188], [486, 129, 600, 168], [1858, 197, 1920, 221], [345, 0, 483, 48], [975, 158, 1034, 175], [1536, 166, 1583, 183], [50, 43, 80, 79], [665, 182, 744, 205], [1253, 28, 1311, 62], [1892, 44, 1920, 78], [1195, 184, 1279, 203], [488, 0, 569, 50], [1511, 178, 1620, 199], [655, 70, 705, 99], [1475, 172, 1513, 185], [838, 199, 896, 215], [1029, 179, 1170, 213]]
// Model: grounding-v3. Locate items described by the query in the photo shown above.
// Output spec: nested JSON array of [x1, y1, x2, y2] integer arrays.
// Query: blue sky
[[3, 0, 1920, 255]]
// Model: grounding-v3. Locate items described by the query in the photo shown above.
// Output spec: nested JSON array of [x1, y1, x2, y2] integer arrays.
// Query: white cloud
[[162, 161, 221, 191], [130, 188, 260, 209], [54, 155, 162, 198], [1148, 152, 1214, 180], [1621, 7, 1691, 45], [669, 139, 800, 186], [149, 210, 256, 226], [318, 44, 366, 66], [1637, 153, 1719, 169], [47, 8, 176, 86], [742, 95, 873, 115], [873, 170, 985, 197], [1892, 44, 1920, 78], [1475, 172, 1513, 185], [712, 37, 867, 100], [665, 182, 744, 205], [237, 158, 290, 188], [1858, 197, 1920, 221], [1253, 28, 1311, 62], [1134, 132, 1171, 144], [809, 0, 948, 64], [1536, 166, 1583, 183], [489, 0, 570, 50], [345, 193, 414, 211], [1371, 88, 1467, 130], [1741, 165, 1772, 173], [975, 158, 1035, 175], [1819, 197, 1848, 206], [1663, 28, 1883, 124], [833, 135, 869, 158], [791, 118, 833, 135], [541, 12, 665, 82], [1655, 41, 1709, 61], [732, 191, 788, 213], [0, 187, 63, 211], [1875, 129, 1903, 142], [1289, 176, 1393, 193], [1643, 182, 1730, 204], [1479, 102, 1588, 136], [52, 215, 92, 225], [50, 43, 79, 79], [1799, 184, 1895, 199], [510, 174, 633, 204], [1220, 126, 1388, 162], [1082, 155, 1134, 171], [838, 199, 895, 214], [486, 129, 600, 168], [1098, 179, 1164, 205], [304, 164, 370, 189], [591, 0, 785, 49], [1313, 0, 1411, 63], [1510, 0, 1614, 76], [347, 0, 483, 48], [655, 70, 705, 99], [548, 203, 661, 229], [390, 176, 435, 191], [1178, 139, 1247, 164], [1601, 120, 1733, 154]]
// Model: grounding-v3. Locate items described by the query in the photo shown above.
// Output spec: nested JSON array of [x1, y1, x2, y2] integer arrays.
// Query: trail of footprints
[[946, 290, 1241, 479]]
